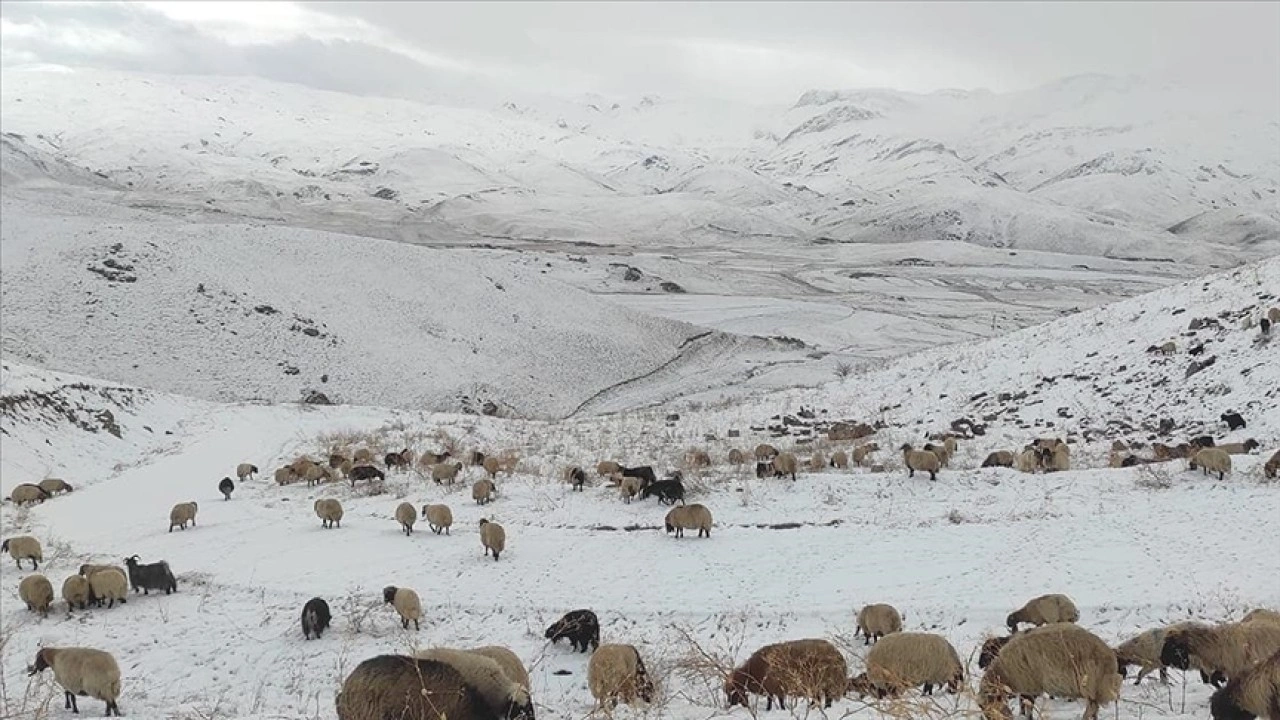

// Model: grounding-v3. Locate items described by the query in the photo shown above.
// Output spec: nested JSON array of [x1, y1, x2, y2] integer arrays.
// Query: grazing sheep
[[640, 479, 685, 505], [769, 452, 798, 481], [923, 442, 952, 467], [1264, 450, 1279, 479], [725, 639, 847, 711], [1242, 608, 1280, 625], [1157, 341, 1176, 355], [808, 452, 826, 472], [424, 504, 453, 535], [301, 597, 331, 640], [413, 648, 535, 719], [1115, 622, 1201, 685], [27, 647, 122, 716], [382, 586, 422, 630], [545, 609, 601, 653], [19, 574, 54, 616], [1007, 593, 1079, 632], [394, 502, 417, 535], [755, 444, 779, 461], [335, 654, 532, 720], [1015, 447, 1041, 473], [1161, 621, 1280, 688], [87, 568, 128, 609], [479, 518, 506, 561], [1222, 412, 1247, 431], [596, 460, 622, 479], [352, 448, 373, 463], [348, 464, 384, 487], [384, 448, 412, 470], [1209, 647, 1280, 720], [665, 503, 713, 538], [830, 450, 849, 469], [9, 483, 49, 506], [274, 467, 296, 486], [1217, 439, 1260, 455], [856, 603, 904, 645], [432, 461, 464, 485], [473, 478, 497, 505], [686, 450, 712, 468], [619, 476, 642, 503], [566, 466, 587, 491], [482, 456, 502, 479], [1189, 448, 1233, 481], [850, 632, 964, 698], [620, 465, 657, 488], [314, 498, 344, 529], [123, 555, 177, 595], [468, 646, 530, 691], [983, 451, 1015, 468], [900, 445, 940, 481], [979, 623, 1122, 720], [728, 448, 747, 466], [168, 501, 198, 532], [2, 536, 43, 570], [218, 476, 234, 500], [62, 574, 90, 610], [1044, 443, 1070, 472], [38, 477, 73, 495], [236, 463, 258, 481], [853, 442, 879, 466], [302, 462, 328, 487], [589, 644, 655, 709]]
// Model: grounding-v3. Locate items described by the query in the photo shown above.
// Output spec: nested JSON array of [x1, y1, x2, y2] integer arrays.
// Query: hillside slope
[[0, 192, 797, 419]]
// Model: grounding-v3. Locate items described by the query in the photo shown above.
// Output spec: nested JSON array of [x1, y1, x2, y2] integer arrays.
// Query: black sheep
[[123, 555, 177, 595], [1221, 412, 1246, 431], [301, 597, 331, 640], [640, 479, 685, 506], [569, 466, 586, 491], [1189, 435, 1216, 449], [755, 461, 773, 479], [218, 477, 234, 500], [619, 465, 656, 488], [348, 465, 385, 487], [545, 609, 600, 653]]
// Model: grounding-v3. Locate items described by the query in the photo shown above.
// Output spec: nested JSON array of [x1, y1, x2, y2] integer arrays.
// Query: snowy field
[[3, 257, 1277, 719]]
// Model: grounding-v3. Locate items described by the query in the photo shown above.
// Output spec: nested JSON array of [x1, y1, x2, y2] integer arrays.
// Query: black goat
[[1221, 412, 1246, 431], [619, 465, 656, 488], [640, 479, 685, 505], [1189, 435, 1216, 449], [545, 609, 600, 653], [123, 555, 177, 595], [301, 597, 331, 640], [348, 465, 385, 487], [218, 477, 234, 500]]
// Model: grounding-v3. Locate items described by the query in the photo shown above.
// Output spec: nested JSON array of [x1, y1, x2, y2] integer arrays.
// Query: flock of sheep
[[5, 398, 1276, 718]]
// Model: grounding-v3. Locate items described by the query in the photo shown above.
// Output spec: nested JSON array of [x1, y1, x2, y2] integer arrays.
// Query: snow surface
[[3, 259, 1277, 719]]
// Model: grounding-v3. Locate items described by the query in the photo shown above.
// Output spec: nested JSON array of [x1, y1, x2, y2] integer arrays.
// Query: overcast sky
[[2, 1, 1277, 104]]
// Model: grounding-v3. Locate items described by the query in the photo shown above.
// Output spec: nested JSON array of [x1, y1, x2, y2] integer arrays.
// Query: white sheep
[[19, 574, 54, 616], [2, 536, 43, 570], [314, 498, 344, 528], [900, 444, 940, 481], [480, 518, 506, 561], [394, 502, 417, 535], [382, 585, 422, 630], [168, 501, 198, 532], [424, 504, 453, 535]]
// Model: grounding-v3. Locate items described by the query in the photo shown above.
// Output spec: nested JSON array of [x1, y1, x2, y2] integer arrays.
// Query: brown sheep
[[728, 448, 747, 466], [432, 461, 465, 485], [1189, 448, 1232, 481], [686, 449, 712, 468], [314, 498, 344, 528], [19, 574, 54, 616], [2, 536, 43, 569], [38, 478, 74, 495], [1209, 648, 1280, 720], [9, 483, 49, 506], [665, 504, 712, 538], [381, 586, 421, 630], [980, 623, 1121, 720], [850, 632, 964, 698], [1217, 439, 1260, 455], [335, 654, 533, 720], [589, 644, 654, 709], [1264, 449, 1279, 479], [754, 444, 779, 461], [168, 502, 198, 532], [1007, 593, 1079, 632], [853, 442, 879, 466], [472, 478, 497, 505], [725, 638, 847, 711], [769, 452, 798, 481], [424, 504, 453, 535], [479, 518, 506, 561], [829, 450, 849, 469], [596, 460, 622, 478], [394, 502, 416, 535], [1162, 621, 1280, 687], [900, 445, 940, 481], [982, 451, 1015, 468], [856, 603, 903, 645]]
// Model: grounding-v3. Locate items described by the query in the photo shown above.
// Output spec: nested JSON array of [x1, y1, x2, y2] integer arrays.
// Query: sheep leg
[[1019, 695, 1035, 718], [1158, 667, 1168, 684], [908, 467, 915, 478], [929, 470, 937, 481], [107, 700, 121, 716], [923, 683, 934, 695], [1081, 699, 1100, 720]]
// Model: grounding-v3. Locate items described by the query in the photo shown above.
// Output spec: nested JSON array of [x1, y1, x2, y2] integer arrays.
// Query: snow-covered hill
[[2, 257, 1276, 719]]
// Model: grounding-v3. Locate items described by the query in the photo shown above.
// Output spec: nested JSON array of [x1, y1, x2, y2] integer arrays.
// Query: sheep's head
[[381, 586, 398, 604], [846, 673, 872, 698], [0, 540, 8, 552], [980, 636, 1010, 668], [724, 670, 750, 708], [1160, 636, 1191, 670], [28, 649, 54, 675], [1244, 439, 1260, 452], [503, 689, 535, 720], [1210, 686, 1253, 720], [544, 620, 564, 640]]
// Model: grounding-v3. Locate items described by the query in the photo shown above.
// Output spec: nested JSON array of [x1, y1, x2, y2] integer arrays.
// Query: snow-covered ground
[[3, 258, 1276, 719]]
